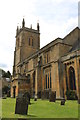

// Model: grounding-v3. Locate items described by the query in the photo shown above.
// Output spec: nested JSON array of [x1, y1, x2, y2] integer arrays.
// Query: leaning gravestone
[[23, 92, 31, 104], [15, 97, 28, 115], [49, 91, 56, 102]]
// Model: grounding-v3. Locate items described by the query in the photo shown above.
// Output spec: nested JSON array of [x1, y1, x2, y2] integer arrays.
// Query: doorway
[[13, 86, 16, 98]]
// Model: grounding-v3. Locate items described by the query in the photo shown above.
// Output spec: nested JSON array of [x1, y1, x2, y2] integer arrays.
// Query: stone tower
[[13, 18, 40, 75]]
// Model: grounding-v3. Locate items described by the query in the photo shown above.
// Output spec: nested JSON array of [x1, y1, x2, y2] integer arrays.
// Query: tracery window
[[45, 72, 51, 89], [50, 72, 51, 88], [44, 51, 50, 64], [46, 74, 47, 89]]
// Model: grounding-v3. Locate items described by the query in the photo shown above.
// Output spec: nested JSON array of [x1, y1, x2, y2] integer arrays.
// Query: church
[[11, 18, 80, 99]]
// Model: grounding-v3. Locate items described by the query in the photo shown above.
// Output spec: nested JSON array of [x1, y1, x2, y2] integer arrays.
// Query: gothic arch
[[68, 66, 76, 90]]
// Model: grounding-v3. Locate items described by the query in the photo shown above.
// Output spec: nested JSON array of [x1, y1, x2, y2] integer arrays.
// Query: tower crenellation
[[37, 22, 40, 32], [22, 18, 25, 28]]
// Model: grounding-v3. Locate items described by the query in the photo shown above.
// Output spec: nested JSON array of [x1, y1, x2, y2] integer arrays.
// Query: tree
[[7, 71, 11, 78], [2, 86, 10, 97], [2, 70, 11, 78], [2, 86, 10, 94]]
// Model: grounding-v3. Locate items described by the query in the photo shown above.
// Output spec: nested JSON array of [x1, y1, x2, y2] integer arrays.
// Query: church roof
[[18, 27, 80, 66]]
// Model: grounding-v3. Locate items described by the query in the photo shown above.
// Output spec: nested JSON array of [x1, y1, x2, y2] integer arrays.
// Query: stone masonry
[[11, 19, 80, 99]]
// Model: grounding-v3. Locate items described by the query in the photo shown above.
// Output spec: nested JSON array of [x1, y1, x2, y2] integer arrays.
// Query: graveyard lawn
[[2, 98, 78, 118]]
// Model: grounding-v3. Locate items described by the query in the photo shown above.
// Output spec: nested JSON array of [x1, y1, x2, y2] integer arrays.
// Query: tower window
[[29, 37, 34, 46]]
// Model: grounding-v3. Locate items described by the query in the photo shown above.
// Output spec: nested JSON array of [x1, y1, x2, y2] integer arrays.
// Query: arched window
[[46, 74, 47, 89], [69, 66, 76, 90], [48, 73, 49, 88], [50, 72, 51, 88]]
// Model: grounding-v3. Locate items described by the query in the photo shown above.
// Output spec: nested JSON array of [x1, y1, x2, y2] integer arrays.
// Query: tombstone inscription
[[23, 92, 31, 104]]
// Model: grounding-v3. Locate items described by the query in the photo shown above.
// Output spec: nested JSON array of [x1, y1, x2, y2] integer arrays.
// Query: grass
[[78, 104, 80, 120], [2, 98, 79, 118]]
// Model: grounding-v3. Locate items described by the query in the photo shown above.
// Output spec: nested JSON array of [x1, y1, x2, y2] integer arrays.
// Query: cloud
[[39, 16, 78, 48], [78, 2, 80, 28], [0, 63, 7, 69], [52, 0, 78, 3]]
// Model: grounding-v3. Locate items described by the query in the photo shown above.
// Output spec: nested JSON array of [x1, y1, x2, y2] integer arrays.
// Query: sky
[[0, 0, 79, 74]]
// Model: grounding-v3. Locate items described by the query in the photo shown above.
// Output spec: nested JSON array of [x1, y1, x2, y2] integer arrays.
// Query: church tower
[[11, 19, 40, 97], [13, 18, 40, 75]]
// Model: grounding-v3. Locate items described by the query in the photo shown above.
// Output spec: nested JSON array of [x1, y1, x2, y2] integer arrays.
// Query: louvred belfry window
[[28, 37, 34, 46]]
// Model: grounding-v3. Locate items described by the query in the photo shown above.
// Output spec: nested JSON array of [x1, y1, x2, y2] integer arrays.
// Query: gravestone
[[78, 99, 80, 104], [23, 92, 31, 104], [61, 99, 65, 105], [18, 91, 23, 98], [34, 95, 37, 101], [7, 90, 10, 97], [45, 90, 49, 99], [15, 97, 28, 115], [49, 91, 56, 102], [37, 91, 41, 98], [41, 91, 45, 100], [41, 90, 49, 99]]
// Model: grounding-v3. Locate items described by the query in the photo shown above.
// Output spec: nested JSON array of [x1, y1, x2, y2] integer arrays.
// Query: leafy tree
[[2, 86, 10, 94], [2, 70, 11, 78]]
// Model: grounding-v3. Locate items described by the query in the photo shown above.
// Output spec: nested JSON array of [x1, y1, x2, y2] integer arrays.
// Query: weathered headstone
[[23, 92, 31, 104], [45, 90, 49, 99], [41, 91, 44, 100], [18, 91, 23, 98], [37, 91, 41, 98], [15, 97, 28, 115], [49, 91, 56, 102], [41, 90, 49, 99], [7, 90, 10, 97], [61, 99, 65, 105], [34, 95, 37, 101], [78, 99, 80, 104]]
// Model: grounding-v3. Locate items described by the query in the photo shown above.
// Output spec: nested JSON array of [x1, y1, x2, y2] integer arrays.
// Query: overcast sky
[[0, 0, 79, 73]]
